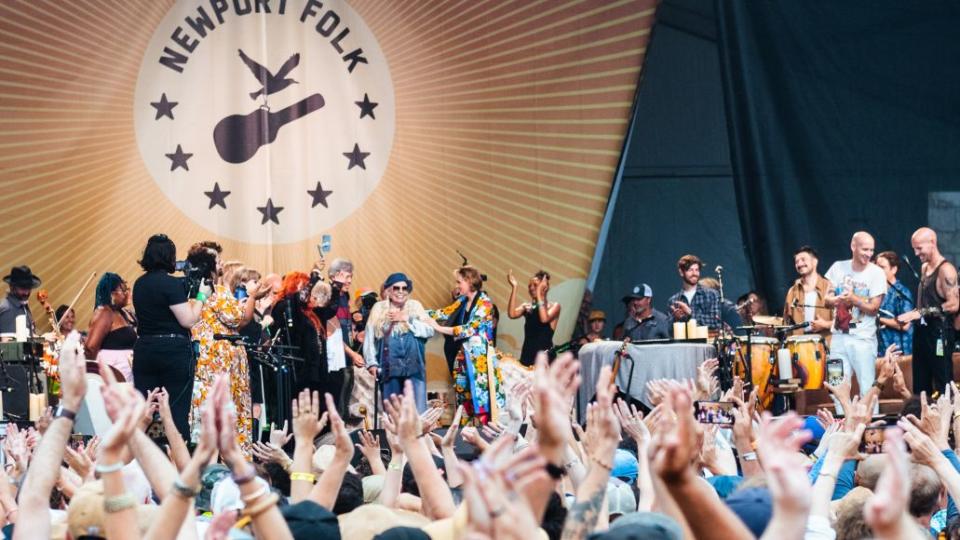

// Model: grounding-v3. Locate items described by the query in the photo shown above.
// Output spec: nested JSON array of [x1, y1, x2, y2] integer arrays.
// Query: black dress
[[132, 270, 194, 440], [271, 295, 344, 415], [519, 308, 555, 366]]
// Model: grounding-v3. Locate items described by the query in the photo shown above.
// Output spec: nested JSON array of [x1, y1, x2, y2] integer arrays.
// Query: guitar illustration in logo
[[213, 49, 324, 164]]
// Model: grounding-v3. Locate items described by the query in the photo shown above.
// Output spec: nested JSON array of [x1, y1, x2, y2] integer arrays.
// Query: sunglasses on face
[[391, 285, 409, 292]]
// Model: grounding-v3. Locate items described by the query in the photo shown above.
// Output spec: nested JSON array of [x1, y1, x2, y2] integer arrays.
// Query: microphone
[[901, 255, 920, 281], [213, 334, 249, 343], [715, 265, 723, 274], [781, 321, 810, 333]]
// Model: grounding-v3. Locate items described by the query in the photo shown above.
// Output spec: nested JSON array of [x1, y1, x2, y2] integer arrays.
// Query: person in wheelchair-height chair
[[131, 234, 204, 440]]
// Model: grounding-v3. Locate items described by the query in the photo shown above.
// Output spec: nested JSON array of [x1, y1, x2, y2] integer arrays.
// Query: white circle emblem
[[134, 0, 395, 244]]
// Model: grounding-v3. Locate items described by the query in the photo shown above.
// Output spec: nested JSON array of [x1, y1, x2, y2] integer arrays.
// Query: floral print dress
[[189, 284, 253, 457], [429, 291, 505, 425]]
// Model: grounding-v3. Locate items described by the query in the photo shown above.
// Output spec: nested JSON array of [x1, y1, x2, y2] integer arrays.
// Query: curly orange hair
[[276, 272, 320, 330]]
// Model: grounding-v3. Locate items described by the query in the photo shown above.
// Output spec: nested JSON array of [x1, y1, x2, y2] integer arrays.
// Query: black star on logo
[[257, 198, 284, 225], [355, 93, 378, 120], [204, 182, 231, 209], [343, 143, 370, 170], [307, 182, 333, 208], [165, 144, 193, 171], [150, 93, 178, 120]]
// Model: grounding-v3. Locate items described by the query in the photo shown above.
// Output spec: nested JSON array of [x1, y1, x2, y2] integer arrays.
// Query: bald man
[[824, 232, 887, 409], [897, 227, 959, 395]]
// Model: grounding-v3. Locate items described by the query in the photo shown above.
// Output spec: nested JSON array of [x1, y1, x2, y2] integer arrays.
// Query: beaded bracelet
[[590, 456, 613, 471]]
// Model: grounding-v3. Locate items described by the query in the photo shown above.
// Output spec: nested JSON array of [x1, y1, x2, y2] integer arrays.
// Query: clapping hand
[[291, 389, 329, 445], [755, 413, 813, 516]]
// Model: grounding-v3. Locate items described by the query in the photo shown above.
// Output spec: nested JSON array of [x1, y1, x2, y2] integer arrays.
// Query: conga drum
[[734, 336, 779, 410], [786, 334, 826, 389]]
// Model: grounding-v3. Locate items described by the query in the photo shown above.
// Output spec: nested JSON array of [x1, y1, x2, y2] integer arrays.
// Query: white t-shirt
[[683, 288, 696, 303], [825, 259, 887, 341], [326, 327, 347, 372], [804, 290, 818, 323]]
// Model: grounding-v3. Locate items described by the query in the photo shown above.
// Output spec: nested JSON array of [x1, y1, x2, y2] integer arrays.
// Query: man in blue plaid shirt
[[667, 254, 722, 330]]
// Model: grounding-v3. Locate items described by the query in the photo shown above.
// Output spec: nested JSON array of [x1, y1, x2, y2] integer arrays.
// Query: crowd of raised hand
[[2, 331, 960, 539]]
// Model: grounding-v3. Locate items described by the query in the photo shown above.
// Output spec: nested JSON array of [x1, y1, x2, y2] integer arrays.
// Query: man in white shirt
[[824, 232, 887, 409]]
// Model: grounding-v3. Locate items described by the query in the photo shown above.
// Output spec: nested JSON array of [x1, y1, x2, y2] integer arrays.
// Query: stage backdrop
[[0, 0, 656, 386]]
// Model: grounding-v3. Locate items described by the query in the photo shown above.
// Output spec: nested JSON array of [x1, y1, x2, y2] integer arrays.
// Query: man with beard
[[667, 254, 721, 330], [0, 265, 41, 336], [620, 283, 670, 341], [825, 232, 887, 405], [898, 227, 959, 395], [782, 245, 834, 338]]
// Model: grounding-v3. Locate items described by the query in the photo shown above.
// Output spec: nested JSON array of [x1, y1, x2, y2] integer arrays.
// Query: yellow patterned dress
[[189, 284, 253, 457]]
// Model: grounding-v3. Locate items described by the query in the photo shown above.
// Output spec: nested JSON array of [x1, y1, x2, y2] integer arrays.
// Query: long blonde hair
[[366, 299, 428, 340]]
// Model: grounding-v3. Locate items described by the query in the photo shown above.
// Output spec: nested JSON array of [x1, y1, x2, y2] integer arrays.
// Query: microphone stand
[[714, 266, 738, 391]]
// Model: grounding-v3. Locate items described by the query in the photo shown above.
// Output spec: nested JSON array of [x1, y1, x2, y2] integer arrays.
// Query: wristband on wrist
[[232, 465, 258, 485], [545, 462, 564, 479], [54, 406, 77, 422], [290, 472, 316, 483], [388, 461, 403, 471], [741, 452, 758, 462], [103, 493, 137, 513], [95, 462, 125, 475], [242, 492, 279, 518], [240, 483, 269, 503], [171, 478, 201, 498]]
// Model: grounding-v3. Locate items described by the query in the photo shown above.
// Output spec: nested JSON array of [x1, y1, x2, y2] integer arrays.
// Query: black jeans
[[912, 320, 957, 396], [133, 335, 195, 440]]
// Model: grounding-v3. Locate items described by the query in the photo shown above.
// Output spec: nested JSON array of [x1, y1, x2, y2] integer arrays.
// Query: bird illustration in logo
[[213, 49, 324, 164], [238, 49, 300, 101]]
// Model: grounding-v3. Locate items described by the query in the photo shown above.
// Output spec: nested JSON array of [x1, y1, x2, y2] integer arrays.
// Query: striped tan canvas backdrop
[[0, 0, 656, 385]]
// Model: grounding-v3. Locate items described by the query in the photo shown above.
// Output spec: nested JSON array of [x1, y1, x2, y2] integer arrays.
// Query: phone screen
[[320, 234, 332, 254], [694, 401, 735, 426], [860, 427, 887, 454], [826, 358, 843, 386]]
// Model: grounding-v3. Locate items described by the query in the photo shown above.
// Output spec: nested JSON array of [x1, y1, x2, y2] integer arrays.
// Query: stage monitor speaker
[[0, 364, 32, 421]]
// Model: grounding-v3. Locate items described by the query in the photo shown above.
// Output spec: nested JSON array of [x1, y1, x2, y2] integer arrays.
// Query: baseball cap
[[622, 284, 653, 302], [588, 310, 607, 322]]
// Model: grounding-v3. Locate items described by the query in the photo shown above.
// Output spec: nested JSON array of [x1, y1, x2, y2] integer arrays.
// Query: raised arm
[[289, 390, 328, 503], [653, 387, 754, 540], [506, 270, 525, 319], [13, 332, 86, 540], [308, 394, 355, 509], [395, 381, 456, 519], [536, 278, 561, 328]]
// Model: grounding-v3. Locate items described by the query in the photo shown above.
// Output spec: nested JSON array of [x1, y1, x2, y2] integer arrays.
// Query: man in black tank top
[[898, 227, 960, 395]]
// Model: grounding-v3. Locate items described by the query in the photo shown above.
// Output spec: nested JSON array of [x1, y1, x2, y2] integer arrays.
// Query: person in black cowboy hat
[[0, 265, 41, 336]]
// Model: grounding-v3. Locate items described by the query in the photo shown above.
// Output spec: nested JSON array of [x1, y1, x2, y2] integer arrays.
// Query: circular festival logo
[[134, 0, 395, 244]]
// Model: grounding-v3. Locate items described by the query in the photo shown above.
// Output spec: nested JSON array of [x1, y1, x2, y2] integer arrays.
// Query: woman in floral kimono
[[186, 248, 270, 458], [425, 265, 505, 425]]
